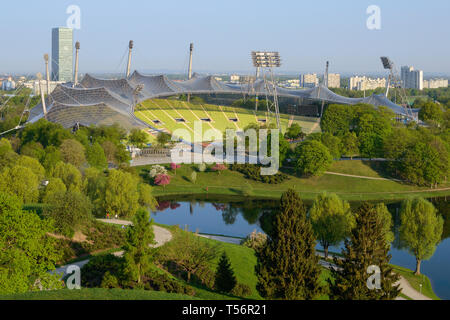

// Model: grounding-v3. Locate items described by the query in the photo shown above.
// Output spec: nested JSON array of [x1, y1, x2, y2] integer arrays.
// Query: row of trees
[[255, 190, 443, 300]]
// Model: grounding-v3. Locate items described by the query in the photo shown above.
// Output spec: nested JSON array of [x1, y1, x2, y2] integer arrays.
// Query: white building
[[423, 78, 448, 89], [327, 73, 340, 88], [1, 77, 16, 91], [31, 80, 64, 95], [401, 66, 423, 90], [349, 76, 386, 91], [300, 73, 319, 88], [230, 74, 240, 83]]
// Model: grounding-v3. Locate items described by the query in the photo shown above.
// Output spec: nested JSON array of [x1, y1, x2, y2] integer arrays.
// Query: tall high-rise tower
[[52, 27, 74, 82]]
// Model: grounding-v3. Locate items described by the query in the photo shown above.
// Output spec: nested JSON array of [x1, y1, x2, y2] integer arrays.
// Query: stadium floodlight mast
[[380, 56, 416, 122], [251, 51, 282, 129]]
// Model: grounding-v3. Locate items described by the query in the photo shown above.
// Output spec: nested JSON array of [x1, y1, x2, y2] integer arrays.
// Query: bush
[[230, 164, 289, 184], [101, 272, 120, 289], [149, 165, 168, 178], [198, 163, 207, 172], [241, 230, 267, 251], [231, 283, 252, 297], [142, 272, 195, 296], [81, 254, 125, 288]]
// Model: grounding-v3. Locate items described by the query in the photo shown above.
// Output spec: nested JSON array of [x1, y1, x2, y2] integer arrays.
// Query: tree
[[191, 171, 197, 184], [86, 142, 108, 170], [0, 166, 39, 204], [154, 174, 171, 188], [320, 104, 353, 136], [123, 208, 155, 284], [419, 102, 444, 124], [256, 190, 323, 300], [138, 183, 158, 211], [59, 139, 86, 168], [0, 192, 62, 294], [374, 203, 394, 245], [214, 252, 237, 293], [42, 178, 67, 203], [104, 170, 140, 218], [399, 197, 444, 275], [285, 123, 304, 140], [294, 140, 332, 177], [17, 155, 45, 181], [328, 202, 400, 300], [211, 164, 227, 174], [129, 129, 148, 148], [43, 190, 93, 237], [101, 140, 118, 164], [42, 146, 62, 172], [52, 162, 83, 192], [161, 231, 218, 283], [156, 132, 171, 147], [170, 163, 181, 175], [341, 132, 359, 159], [309, 193, 354, 259]]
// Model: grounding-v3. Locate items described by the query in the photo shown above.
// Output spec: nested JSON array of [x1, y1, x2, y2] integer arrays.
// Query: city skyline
[[0, 0, 449, 75]]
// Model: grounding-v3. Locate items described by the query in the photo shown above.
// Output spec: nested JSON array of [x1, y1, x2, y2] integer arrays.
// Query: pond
[[151, 195, 449, 299]]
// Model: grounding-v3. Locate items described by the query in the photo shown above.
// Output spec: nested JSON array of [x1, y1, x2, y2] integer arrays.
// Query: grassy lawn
[[139, 161, 450, 202], [0, 288, 199, 300], [390, 265, 440, 300]]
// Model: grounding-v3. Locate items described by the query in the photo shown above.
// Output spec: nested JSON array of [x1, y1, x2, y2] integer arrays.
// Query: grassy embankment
[[140, 160, 450, 201]]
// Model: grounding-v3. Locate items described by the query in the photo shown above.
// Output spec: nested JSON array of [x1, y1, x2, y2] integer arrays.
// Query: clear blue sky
[[1, 0, 449, 75]]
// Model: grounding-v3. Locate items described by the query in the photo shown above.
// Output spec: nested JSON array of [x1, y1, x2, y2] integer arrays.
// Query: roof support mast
[[74, 42, 80, 87], [44, 54, 51, 96], [126, 40, 133, 78], [187, 43, 194, 103]]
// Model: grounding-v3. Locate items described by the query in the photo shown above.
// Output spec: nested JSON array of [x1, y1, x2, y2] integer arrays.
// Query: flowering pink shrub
[[154, 174, 171, 188], [211, 164, 227, 174], [170, 163, 181, 175]]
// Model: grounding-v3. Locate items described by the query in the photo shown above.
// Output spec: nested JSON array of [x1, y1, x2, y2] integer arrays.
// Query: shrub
[[154, 174, 171, 188], [198, 163, 207, 172], [142, 272, 195, 296], [81, 254, 125, 288], [241, 230, 267, 251], [231, 283, 252, 297], [101, 272, 120, 289], [230, 164, 289, 184], [149, 165, 168, 178]]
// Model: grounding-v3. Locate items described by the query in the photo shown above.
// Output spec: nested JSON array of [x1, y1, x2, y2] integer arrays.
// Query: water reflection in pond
[[152, 196, 449, 299]]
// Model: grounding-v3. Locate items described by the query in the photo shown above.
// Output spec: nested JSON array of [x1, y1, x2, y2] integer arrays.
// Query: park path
[[53, 219, 172, 277], [324, 171, 403, 182]]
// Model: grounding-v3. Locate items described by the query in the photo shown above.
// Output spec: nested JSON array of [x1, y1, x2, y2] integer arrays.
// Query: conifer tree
[[328, 202, 401, 300], [255, 189, 323, 300], [214, 252, 237, 293]]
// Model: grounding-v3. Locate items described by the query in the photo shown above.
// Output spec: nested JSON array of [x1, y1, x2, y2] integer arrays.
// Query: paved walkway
[[53, 219, 172, 277], [325, 171, 403, 182], [395, 277, 432, 300]]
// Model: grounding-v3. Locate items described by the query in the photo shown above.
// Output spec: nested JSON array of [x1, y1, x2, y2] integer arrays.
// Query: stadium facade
[[28, 71, 416, 131]]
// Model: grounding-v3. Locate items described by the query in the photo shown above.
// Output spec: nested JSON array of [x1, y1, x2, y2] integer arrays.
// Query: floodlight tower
[[44, 54, 51, 96], [251, 51, 282, 129], [74, 41, 80, 87], [380, 56, 416, 121], [188, 43, 194, 80], [126, 40, 134, 78], [36, 72, 47, 117]]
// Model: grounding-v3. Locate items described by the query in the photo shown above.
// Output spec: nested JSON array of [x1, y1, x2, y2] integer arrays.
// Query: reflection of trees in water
[[431, 197, 449, 240], [222, 205, 240, 225], [156, 201, 181, 212]]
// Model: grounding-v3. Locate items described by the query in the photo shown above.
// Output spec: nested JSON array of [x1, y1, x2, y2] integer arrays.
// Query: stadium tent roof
[[28, 71, 413, 129]]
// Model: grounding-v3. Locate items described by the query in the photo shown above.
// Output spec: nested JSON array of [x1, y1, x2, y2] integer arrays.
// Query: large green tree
[[0, 165, 39, 203], [256, 189, 323, 300], [399, 197, 444, 275], [419, 102, 444, 124], [214, 252, 237, 293], [123, 208, 155, 284], [86, 142, 108, 170], [309, 193, 354, 259], [294, 140, 333, 177], [104, 169, 140, 218], [129, 129, 148, 149], [52, 162, 83, 192], [59, 139, 86, 168], [43, 190, 93, 237], [0, 193, 62, 294], [328, 202, 400, 300]]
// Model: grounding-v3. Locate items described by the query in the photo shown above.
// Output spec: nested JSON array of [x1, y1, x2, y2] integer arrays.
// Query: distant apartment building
[[52, 27, 74, 82], [327, 73, 340, 88], [300, 73, 319, 88], [423, 78, 448, 89], [349, 76, 386, 91], [230, 74, 240, 83], [1, 76, 16, 91], [401, 66, 423, 90]]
